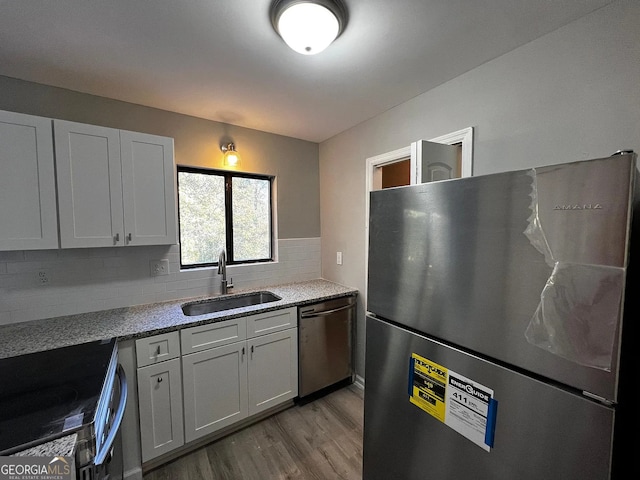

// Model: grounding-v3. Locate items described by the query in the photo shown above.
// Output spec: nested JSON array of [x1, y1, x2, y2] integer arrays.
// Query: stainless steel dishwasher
[[298, 295, 356, 399]]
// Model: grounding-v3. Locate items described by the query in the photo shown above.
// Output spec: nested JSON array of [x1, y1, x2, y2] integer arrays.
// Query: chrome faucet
[[218, 249, 233, 294]]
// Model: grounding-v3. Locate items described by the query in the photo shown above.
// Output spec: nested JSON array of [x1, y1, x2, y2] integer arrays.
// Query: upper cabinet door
[[120, 131, 177, 246], [55, 120, 125, 248], [0, 111, 59, 250]]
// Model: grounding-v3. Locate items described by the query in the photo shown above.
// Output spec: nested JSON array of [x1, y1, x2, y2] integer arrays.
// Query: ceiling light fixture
[[270, 0, 348, 55], [221, 143, 241, 167]]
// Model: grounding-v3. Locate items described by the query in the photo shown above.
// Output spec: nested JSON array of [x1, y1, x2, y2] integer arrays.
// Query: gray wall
[[319, 0, 640, 378], [0, 75, 320, 239]]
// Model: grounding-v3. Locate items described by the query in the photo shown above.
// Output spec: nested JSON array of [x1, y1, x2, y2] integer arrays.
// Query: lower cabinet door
[[182, 341, 248, 443], [248, 328, 298, 416], [137, 358, 184, 463]]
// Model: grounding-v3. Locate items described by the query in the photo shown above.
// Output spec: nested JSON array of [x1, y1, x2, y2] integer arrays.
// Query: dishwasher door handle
[[300, 303, 355, 318]]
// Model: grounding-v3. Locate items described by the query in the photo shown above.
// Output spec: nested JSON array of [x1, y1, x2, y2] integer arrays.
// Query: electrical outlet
[[37, 270, 49, 285], [336, 252, 343, 265], [150, 259, 169, 277]]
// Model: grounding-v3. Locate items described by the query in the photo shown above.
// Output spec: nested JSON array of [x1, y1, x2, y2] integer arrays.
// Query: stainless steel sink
[[181, 291, 282, 316]]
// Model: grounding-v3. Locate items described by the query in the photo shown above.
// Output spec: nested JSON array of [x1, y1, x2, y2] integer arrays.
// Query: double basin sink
[[181, 291, 282, 316]]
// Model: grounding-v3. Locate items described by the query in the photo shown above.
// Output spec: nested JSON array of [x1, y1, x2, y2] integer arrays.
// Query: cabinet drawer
[[246, 307, 297, 338], [136, 331, 180, 367], [181, 318, 247, 354]]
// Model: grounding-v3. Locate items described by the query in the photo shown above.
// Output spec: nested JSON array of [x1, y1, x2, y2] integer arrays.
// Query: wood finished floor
[[143, 384, 364, 480]]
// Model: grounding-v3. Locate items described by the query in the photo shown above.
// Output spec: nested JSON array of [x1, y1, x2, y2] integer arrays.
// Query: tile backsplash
[[0, 238, 320, 325]]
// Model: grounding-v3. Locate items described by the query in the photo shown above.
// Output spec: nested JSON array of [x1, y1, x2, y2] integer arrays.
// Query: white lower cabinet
[[137, 358, 185, 462], [181, 307, 298, 443], [182, 341, 248, 443], [247, 328, 298, 416], [136, 332, 184, 463], [137, 307, 299, 463]]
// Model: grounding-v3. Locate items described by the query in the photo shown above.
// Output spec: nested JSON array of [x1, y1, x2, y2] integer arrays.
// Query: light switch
[[336, 252, 343, 265]]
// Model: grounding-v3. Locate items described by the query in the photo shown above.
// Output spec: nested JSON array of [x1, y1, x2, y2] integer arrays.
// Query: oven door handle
[[94, 364, 128, 466]]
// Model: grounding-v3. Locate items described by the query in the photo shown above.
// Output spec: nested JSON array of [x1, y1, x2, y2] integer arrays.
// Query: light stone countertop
[[12, 433, 77, 458], [2, 279, 357, 457], [0, 279, 358, 360]]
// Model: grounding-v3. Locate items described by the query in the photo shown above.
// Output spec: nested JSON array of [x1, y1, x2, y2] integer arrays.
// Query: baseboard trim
[[123, 466, 143, 480]]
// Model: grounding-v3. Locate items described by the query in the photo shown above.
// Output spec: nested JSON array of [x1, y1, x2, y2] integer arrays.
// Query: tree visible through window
[[177, 167, 273, 268]]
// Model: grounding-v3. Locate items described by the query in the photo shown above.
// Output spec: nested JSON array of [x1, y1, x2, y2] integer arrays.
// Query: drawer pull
[[157, 377, 163, 383]]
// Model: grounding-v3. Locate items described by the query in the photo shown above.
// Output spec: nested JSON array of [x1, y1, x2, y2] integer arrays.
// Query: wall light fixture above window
[[221, 142, 241, 167], [270, 0, 348, 55]]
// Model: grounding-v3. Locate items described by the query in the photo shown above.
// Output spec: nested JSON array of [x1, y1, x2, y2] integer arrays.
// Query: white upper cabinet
[[55, 120, 124, 248], [120, 131, 177, 246], [0, 111, 59, 250], [54, 120, 177, 248]]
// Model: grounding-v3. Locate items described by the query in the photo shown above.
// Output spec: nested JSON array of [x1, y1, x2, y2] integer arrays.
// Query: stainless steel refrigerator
[[364, 152, 638, 480]]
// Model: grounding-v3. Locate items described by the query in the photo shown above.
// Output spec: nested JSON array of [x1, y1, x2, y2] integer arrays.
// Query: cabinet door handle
[[157, 377, 163, 383], [242, 347, 245, 356], [251, 345, 254, 354], [114, 233, 120, 243], [155, 346, 161, 356], [127, 233, 132, 243]]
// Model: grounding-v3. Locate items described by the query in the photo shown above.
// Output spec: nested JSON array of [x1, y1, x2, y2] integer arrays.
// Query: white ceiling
[[0, 0, 614, 143]]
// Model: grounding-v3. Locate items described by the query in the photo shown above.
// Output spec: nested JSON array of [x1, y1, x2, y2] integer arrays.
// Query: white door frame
[[363, 127, 474, 317], [364, 145, 412, 226]]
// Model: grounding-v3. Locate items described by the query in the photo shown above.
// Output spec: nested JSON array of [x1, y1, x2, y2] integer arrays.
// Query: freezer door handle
[[300, 303, 354, 318]]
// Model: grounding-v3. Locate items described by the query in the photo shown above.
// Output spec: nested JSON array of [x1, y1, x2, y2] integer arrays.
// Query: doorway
[[379, 159, 410, 188], [374, 146, 464, 189], [360, 128, 474, 387]]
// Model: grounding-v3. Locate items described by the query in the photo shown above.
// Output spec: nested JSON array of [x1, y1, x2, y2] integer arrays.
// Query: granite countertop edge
[[11, 433, 77, 458], [0, 279, 358, 359]]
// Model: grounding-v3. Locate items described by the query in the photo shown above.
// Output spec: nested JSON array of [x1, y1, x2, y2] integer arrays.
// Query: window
[[177, 166, 273, 268]]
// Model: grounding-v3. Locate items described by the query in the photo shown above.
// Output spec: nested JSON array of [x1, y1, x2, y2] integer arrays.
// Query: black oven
[[0, 338, 127, 480]]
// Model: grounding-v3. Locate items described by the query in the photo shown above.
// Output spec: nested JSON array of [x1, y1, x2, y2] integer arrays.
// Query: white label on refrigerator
[[409, 353, 498, 451]]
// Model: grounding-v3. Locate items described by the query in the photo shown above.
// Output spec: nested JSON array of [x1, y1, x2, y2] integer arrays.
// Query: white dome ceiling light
[[270, 0, 348, 55]]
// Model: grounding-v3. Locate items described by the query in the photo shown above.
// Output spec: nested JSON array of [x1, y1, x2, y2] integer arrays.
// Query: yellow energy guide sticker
[[409, 353, 447, 422], [408, 352, 498, 452]]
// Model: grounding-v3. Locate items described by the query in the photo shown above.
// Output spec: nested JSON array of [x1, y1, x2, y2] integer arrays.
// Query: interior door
[[412, 140, 460, 183]]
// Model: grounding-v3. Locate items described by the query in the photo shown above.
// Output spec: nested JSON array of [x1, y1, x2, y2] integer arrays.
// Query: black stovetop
[[0, 338, 116, 455]]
